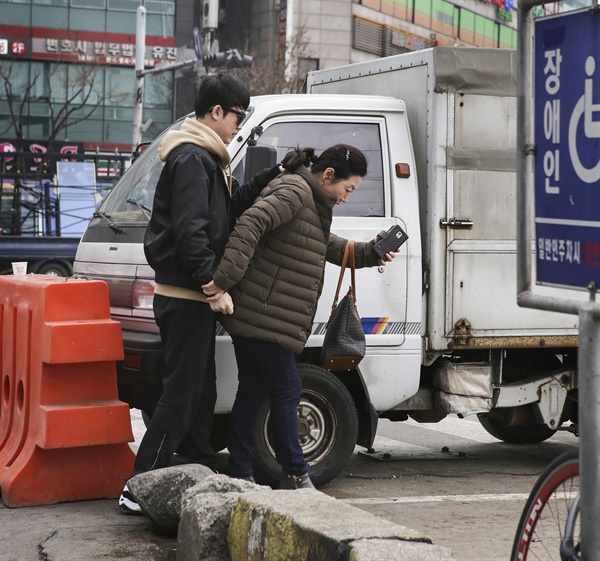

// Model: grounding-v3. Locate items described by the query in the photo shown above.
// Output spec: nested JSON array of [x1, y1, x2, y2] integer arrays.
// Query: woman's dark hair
[[194, 72, 250, 117], [281, 144, 367, 179]]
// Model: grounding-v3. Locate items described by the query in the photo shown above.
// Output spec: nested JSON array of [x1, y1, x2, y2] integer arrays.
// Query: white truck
[[73, 47, 580, 487]]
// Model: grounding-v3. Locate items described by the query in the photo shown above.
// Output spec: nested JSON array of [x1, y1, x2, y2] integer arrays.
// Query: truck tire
[[252, 363, 358, 488], [35, 261, 71, 277], [477, 405, 557, 444]]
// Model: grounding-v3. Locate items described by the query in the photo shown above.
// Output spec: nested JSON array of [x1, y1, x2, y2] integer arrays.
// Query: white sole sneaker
[[119, 484, 143, 515]]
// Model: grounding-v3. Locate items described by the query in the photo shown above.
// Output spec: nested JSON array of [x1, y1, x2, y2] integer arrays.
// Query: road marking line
[[343, 493, 531, 505]]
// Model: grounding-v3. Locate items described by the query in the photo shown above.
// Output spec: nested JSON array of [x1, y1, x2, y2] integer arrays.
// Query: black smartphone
[[373, 224, 409, 259]]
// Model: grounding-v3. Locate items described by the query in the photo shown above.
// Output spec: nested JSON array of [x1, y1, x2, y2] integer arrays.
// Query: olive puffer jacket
[[212, 165, 379, 354]]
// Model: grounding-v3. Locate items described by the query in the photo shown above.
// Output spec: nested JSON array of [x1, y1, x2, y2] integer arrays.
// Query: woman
[[202, 144, 393, 489]]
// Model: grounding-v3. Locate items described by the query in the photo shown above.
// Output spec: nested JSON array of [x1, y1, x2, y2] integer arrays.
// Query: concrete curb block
[[226, 490, 454, 560], [133, 469, 454, 560]]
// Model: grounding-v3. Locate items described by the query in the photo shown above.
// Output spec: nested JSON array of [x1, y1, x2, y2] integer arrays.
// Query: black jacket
[[144, 143, 279, 293]]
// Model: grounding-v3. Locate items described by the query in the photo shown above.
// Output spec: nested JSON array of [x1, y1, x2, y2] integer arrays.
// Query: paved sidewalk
[[0, 410, 180, 561]]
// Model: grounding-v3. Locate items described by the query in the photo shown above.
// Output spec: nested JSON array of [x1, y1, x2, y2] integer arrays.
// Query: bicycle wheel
[[511, 447, 580, 561]]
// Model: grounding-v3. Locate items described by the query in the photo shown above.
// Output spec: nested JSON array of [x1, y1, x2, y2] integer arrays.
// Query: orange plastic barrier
[[0, 275, 135, 507]]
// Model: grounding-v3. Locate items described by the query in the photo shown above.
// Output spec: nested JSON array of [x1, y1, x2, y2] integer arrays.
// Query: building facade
[[1, 0, 585, 154], [249, 0, 519, 81], [0, 0, 178, 152]]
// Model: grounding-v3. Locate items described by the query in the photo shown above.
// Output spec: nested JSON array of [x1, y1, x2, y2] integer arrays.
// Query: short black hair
[[194, 72, 250, 117]]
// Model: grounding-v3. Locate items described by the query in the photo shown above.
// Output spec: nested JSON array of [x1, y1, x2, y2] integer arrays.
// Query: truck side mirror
[[244, 144, 278, 184]]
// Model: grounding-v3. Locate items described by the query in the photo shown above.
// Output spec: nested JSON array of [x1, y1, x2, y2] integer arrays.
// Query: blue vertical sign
[[535, 9, 600, 290]]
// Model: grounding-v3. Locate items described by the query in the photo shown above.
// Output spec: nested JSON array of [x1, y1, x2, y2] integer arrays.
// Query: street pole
[[578, 301, 600, 561], [132, 5, 146, 150]]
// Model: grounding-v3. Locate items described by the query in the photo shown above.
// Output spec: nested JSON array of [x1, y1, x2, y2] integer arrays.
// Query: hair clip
[[345, 149, 350, 161]]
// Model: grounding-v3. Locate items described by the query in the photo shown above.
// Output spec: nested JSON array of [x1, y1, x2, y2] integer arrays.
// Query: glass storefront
[[0, 0, 175, 151]]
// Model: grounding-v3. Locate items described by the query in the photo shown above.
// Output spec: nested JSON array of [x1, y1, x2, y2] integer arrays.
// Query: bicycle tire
[[511, 447, 580, 561]]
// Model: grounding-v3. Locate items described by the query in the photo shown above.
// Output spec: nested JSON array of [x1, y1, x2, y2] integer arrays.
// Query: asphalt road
[[0, 410, 577, 561], [321, 415, 577, 561]]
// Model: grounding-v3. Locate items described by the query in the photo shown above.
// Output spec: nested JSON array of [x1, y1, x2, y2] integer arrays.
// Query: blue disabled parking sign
[[535, 9, 600, 290]]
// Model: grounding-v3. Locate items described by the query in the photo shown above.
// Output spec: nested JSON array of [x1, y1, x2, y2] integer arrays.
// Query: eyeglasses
[[207, 105, 247, 126], [222, 106, 247, 126]]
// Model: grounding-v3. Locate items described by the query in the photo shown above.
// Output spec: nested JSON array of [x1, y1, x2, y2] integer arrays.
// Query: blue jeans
[[227, 335, 308, 478]]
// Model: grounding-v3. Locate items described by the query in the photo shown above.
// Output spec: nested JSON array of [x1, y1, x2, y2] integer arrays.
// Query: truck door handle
[[439, 217, 473, 230]]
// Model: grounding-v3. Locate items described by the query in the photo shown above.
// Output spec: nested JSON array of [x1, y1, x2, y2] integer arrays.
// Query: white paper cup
[[11, 262, 27, 275]]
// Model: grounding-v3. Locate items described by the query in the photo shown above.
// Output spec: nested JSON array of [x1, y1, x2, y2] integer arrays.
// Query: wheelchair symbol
[[568, 56, 600, 183]]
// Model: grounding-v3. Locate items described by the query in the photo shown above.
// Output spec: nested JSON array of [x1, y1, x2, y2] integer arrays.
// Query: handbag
[[320, 241, 366, 371]]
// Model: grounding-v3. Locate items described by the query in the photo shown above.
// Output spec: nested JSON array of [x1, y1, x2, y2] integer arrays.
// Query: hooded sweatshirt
[[144, 117, 279, 301]]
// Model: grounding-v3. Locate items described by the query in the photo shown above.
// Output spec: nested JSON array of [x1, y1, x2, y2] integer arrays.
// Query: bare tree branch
[[49, 65, 103, 141], [0, 62, 40, 140], [0, 60, 127, 149], [228, 25, 313, 96]]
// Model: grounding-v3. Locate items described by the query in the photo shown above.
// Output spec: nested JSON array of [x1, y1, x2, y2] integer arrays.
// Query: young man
[[119, 72, 280, 514]]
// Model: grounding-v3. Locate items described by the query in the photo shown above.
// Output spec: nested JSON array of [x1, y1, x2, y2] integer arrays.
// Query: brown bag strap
[[330, 241, 357, 313]]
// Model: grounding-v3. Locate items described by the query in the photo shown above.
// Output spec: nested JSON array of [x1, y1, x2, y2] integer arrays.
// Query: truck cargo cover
[[432, 47, 516, 97]]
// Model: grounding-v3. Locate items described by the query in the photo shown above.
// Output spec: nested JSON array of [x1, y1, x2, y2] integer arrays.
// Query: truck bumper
[[117, 329, 165, 413]]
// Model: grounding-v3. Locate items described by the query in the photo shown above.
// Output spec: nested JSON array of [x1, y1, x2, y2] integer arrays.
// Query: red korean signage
[[0, 26, 176, 68], [0, 37, 31, 57], [0, 139, 84, 175]]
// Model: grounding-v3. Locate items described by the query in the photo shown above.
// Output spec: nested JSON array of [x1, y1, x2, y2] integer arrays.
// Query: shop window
[[32, 5, 69, 27], [69, 104, 104, 121], [70, 0, 105, 6], [106, 10, 137, 32], [413, 0, 432, 28], [473, 14, 498, 47], [107, 0, 138, 10], [0, 60, 30, 102], [459, 9, 475, 44], [431, 0, 457, 36], [68, 118, 103, 142], [395, 0, 412, 20], [105, 119, 133, 145], [106, 67, 133, 106], [66, 65, 103, 106], [26, 116, 51, 140], [144, 72, 173, 110], [29, 102, 52, 117], [0, 3, 32, 26], [499, 25, 517, 49], [146, 1, 175, 14], [381, 0, 394, 16], [70, 8, 106, 31], [105, 106, 134, 121], [146, 13, 175, 36]]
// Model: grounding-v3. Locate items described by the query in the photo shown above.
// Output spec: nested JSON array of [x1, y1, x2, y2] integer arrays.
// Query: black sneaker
[[118, 484, 143, 515], [279, 472, 316, 490]]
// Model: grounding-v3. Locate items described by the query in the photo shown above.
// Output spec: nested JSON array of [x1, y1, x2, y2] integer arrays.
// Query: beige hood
[[158, 117, 231, 168]]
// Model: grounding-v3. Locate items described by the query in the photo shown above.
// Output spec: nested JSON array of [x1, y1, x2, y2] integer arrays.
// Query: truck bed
[[308, 47, 582, 351]]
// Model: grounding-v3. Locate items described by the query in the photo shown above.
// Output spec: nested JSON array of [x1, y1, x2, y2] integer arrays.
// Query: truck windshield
[[94, 116, 187, 225]]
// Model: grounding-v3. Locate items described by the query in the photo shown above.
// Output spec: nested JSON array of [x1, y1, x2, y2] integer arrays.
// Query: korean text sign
[[535, 10, 600, 290]]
